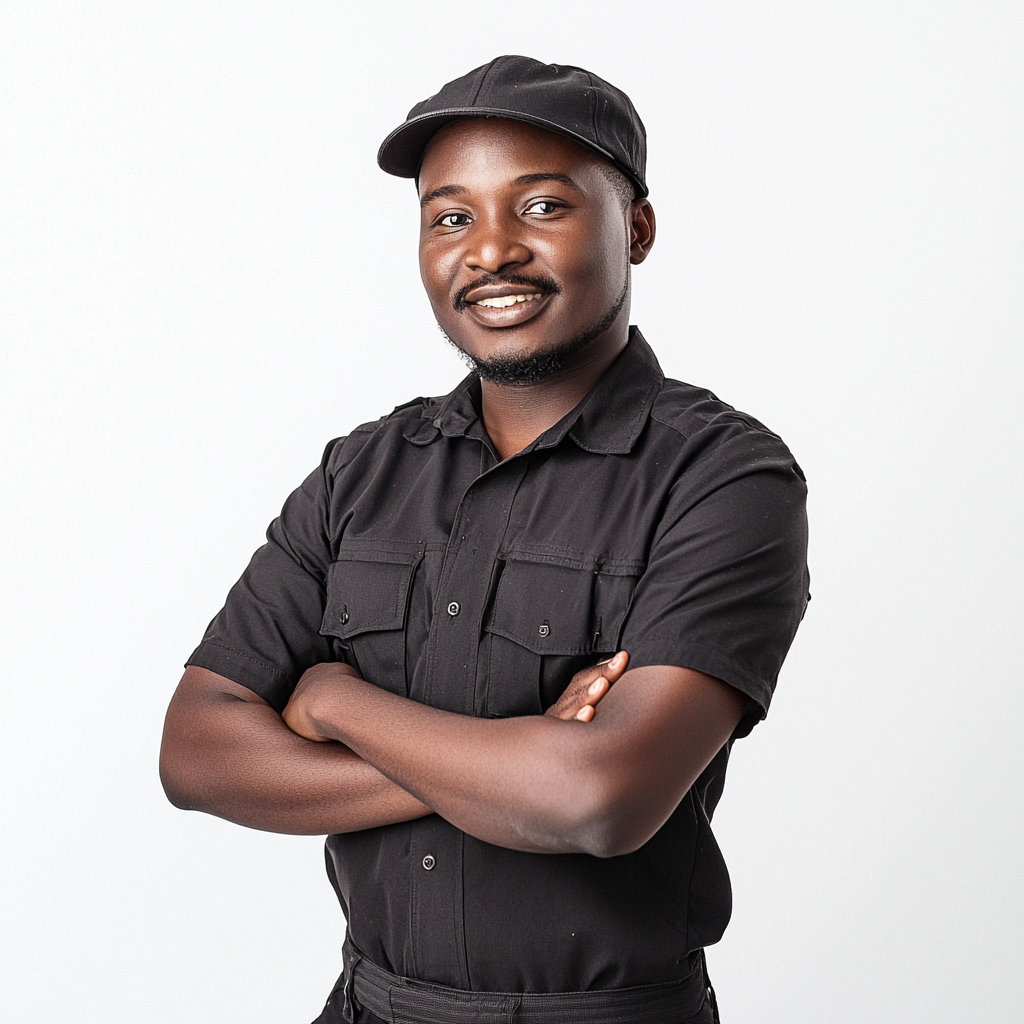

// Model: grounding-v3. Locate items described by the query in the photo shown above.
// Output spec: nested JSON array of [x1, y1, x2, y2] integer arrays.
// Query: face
[[417, 119, 654, 385]]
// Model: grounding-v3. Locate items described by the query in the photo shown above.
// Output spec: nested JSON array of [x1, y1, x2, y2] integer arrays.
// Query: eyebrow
[[419, 173, 584, 208], [513, 173, 583, 193], [420, 184, 466, 208]]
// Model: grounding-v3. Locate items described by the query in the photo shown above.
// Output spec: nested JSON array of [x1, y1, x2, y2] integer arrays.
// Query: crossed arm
[[159, 655, 627, 836], [160, 655, 747, 857]]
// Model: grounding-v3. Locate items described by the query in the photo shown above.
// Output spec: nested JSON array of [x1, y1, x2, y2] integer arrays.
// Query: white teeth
[[475, 293, 542, 308]]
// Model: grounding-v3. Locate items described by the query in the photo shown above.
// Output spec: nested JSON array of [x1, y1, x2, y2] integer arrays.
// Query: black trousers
[[317, 940, 720, 1024], [351, 990, 718, 1024]]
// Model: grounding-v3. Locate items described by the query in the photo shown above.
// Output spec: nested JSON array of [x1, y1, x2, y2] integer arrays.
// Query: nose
[[464, 212, 531, 275]]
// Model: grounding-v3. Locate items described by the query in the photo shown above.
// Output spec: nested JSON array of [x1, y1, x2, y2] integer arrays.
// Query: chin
[[447, 326, 592, 387]]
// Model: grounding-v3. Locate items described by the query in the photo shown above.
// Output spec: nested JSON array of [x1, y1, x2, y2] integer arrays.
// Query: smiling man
[[161, 56, 810, 1024]]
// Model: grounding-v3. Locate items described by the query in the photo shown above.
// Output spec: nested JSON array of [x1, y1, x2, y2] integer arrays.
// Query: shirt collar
[[403, 327, 664, 456]]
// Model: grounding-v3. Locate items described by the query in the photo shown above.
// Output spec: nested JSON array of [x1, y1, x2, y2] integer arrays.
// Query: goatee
[[443, 278, 629, 387]]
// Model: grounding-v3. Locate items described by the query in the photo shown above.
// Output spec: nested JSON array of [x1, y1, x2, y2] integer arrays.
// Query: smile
[[458, 280, 558, 329], [474, 293, 544, 308], [463, 291, 553, 329]]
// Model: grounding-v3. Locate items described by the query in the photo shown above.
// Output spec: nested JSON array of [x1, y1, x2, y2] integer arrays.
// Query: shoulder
[[651, 376, 783, 446], [649, 377, 806, 484], [318, 394, 447, 478]]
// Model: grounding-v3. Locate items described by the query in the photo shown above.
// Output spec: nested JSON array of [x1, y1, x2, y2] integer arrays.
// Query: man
[[161, 55, 810, 1024]]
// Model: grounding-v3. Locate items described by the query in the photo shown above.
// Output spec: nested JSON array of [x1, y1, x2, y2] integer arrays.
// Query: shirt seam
[[499, 545, 646, 574], [649, 403, 786, 446], [633, 636, 770, 692], [194, 638, 288, 681]]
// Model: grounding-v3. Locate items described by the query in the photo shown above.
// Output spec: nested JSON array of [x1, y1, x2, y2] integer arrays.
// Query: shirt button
[[447, 602, 460, 617], [422, 855, 436, 871], [340, 605, 349, 625], [538, 622, 550, 637]]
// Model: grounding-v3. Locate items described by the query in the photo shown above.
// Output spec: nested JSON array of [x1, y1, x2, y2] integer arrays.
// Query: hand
[[283, 661, 363, 742], [545, 651, 629, 723]]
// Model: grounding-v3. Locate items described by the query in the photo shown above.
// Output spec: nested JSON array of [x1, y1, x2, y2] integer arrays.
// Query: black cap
[[377, 55, 648, 197]]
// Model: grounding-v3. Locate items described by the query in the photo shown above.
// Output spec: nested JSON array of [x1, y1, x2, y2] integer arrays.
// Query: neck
[[480, 326, 630, 461]]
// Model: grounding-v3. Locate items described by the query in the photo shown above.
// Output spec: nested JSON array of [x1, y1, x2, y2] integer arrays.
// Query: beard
[[441, 274, 629, 387]]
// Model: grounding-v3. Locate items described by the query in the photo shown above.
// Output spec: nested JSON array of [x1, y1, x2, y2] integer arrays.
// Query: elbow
[[159, 738, 203, 812], [160, 769, 193, 811], [576, 818, 651, 860], [554, 780, 654, 859], [588, 836, 647, 860], [159, 759, 191, 811]]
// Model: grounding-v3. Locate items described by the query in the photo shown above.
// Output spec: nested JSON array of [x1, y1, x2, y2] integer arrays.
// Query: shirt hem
[[624, 637, 774, 723], [185, 639, 291, 711]]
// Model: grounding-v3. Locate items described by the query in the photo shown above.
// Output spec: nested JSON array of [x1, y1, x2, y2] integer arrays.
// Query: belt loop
[[342, 936, 364, 1024], [502, 993, 521, 1024], [699, 949, 720, 1024]]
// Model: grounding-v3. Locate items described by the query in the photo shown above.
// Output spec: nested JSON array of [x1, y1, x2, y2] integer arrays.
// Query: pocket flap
[[487, 558, 637, 656], [320, 550, 420, 640]]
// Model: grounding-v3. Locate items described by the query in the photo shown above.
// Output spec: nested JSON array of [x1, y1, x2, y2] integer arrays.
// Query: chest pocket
[[320, 546, 422, 696], [483, 556, 641, 717]]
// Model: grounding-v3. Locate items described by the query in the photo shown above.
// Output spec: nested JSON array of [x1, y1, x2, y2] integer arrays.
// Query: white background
[[1, 3, 1021, 1022]]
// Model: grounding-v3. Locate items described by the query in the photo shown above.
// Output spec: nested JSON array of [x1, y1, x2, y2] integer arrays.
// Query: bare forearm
[[307, 677, 603, 852], [299, 662, 746, 857], [160, 668, 431, 835]]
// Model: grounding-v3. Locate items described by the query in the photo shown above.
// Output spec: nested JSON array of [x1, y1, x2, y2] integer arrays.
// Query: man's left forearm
[[293, 666, 611, 853], [285, 659, 745, 857]]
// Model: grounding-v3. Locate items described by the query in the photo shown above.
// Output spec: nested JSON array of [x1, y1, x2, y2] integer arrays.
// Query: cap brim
[[377, 107, 648, 197]]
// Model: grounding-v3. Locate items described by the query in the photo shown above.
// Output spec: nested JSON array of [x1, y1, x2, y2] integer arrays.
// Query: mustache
[[452, 274, 561, 312]]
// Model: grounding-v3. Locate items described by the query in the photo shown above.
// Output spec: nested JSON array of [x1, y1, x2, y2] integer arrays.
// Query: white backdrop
[[1, 3, 1021, 1022]]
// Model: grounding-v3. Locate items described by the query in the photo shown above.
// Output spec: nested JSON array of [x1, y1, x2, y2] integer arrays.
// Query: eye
[[524, 200, 561, 216], [437, 212, 471, 229]]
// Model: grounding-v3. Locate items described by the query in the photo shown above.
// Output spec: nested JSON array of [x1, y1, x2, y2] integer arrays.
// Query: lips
[[465, 291, 553, 328], [474, 291, 543, 309], [456, 277, 559, 329]]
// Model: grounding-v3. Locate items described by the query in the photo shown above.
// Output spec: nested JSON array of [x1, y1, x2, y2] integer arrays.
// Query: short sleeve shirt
[[188, 328, 810, 992]]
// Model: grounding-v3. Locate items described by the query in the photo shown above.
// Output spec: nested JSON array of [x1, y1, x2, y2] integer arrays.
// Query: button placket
[[409, 458, 528, 990]]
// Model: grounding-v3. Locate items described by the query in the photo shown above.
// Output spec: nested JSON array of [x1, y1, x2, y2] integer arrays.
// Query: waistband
[[335, 936, 712, 1024]]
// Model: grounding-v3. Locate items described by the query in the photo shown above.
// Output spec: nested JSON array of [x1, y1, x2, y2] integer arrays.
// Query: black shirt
[[188, 328, 809, 994]]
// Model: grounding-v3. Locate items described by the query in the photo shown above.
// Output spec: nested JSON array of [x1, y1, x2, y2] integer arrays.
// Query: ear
[[628, 200, 656, 265]]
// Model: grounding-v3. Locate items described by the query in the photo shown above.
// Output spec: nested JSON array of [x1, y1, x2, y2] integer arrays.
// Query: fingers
[[595, 650, 629, 681], [574, 676, 608, 720], [297, 660, 363, 687], [545, 651, 629, 721], [575, 651, 628, 721]]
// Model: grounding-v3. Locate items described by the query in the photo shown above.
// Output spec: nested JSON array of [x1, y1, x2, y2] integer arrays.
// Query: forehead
[[418, 118, 609, 194]]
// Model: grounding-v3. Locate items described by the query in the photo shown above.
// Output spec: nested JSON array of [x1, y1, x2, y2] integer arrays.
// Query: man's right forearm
[[159, 666, 432, 835]]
